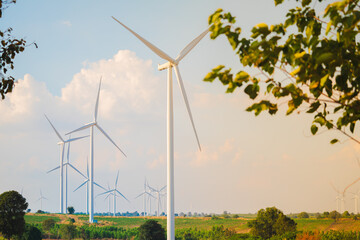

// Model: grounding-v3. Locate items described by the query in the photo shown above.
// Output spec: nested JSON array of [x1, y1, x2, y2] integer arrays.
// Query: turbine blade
[[147, 184, 156, 192], [116, 189, 130, 203], [145, 192, 155, 198], [173, 65, 201, 151], [96, 124, 127, 157], [44, 114, 64, 142], [73, 180, 88, 192], [47, 166, 60, 174], [105, 193, 112, 200], [94, 78, 102, 122], [175, 27, 210, 63], [135, 192, 146, 199], [64, 135, 89, 143], [97, 189, 113, 197], [115, 170, 119, 188], [66, 122, 95, 135], [94, 182, 107, 192], [160, 185, 167, 192], [68, 163, 87, 179], [112, 17, 175, 63]]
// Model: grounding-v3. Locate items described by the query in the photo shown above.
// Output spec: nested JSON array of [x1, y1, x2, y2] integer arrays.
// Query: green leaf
[[311, 125, 318, 135], [302, 0, 311, 7], [330, 139, 339, 144], [234, 71, 249, 83], [320, 74, 329, 87], [350, 122, 355, 133], [314, 117, 326, 126], [274, 0, 284, 6], [244, 84, 259, 99], [316, 52, 334, 64], [307, 101, 321, 113]]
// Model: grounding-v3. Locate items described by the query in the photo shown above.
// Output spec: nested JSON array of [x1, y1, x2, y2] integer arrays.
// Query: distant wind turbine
[[350, 190, 360, 214], [147, 184, 166, 217], [66, 78, 126, 223], [112, 17, 208, 240], [45, 114, 88, 214], [37, 189, 48, 211], [73, 158, 107, 214], [135, 178, 155, 216], [97, 170, 129, 216]]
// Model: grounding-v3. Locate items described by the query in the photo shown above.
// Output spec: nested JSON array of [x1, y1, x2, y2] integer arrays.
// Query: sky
[[1, 0, 359, 216]]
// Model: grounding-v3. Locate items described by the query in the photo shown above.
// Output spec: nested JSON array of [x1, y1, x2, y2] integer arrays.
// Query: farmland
[[24, 213, 360, 233]]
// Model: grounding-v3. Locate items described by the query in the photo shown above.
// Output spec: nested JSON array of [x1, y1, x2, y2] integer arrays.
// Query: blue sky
[[1, 0, 358, 215]]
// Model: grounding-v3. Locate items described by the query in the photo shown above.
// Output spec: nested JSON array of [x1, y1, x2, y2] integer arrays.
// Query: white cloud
[[61, 20, 72, 27]]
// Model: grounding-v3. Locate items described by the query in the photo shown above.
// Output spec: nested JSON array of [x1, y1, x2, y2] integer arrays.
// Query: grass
[[24, 214, 61, 224]]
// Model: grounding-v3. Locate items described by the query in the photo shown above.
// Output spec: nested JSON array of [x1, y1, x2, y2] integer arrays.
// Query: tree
[[138, 220, 166, 240], [248, 207, 297, 239], [67, 206, 75, 214], [0, 0, 32, 100], [21, 224, 42, 240], [0, 190, 28, 239], [298, 212, 310, 218], [42, 218, 56, 238], [329, 210, 341, 221], [205, 0, 360, 145], [342, 210, 350, 217], [59, 224, 77, 240]]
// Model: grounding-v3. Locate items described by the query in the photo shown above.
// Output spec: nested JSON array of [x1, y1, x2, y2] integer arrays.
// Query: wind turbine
[[97, 170, 129, 216], [331, 183, 345, 213], [112, 17, 207, 239], [147, 184, 166, 217], [45, 114, 88, 214], [47, 138, 88, 214], [37, 189, 48, 211], [73, 158, 107, 215], [66, 78, 126, 223], [135, 178, 155, 216], [350, 190, 360, 214]]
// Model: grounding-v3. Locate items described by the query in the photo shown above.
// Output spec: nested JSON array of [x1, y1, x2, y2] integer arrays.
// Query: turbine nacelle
[[158, 62, 173, 71]]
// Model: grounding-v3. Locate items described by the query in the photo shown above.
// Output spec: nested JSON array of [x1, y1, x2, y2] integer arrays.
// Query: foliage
[[42, 218, 55, 231], [21, 224, 41, 240], [298, 212, 310, 219], [68, 218, 75, 224], [248, 207, 297, 239], [205, 0, 360, 144], [67, 206, 75, 214], [59, 224, 76, 240], [175, 225, 247, 240], [0, 0, 30, 99], [342, 211, 350, 218], [329, 211, 341, 221], [138, 220, 166, 240], [321, 230, 360, 239], [0, 190, 28, 239], [322, 212, 329, 218]]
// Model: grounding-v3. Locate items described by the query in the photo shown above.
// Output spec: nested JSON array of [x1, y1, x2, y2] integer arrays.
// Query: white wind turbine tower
[[331, 183, 345, 213], [45, 114, 88, 214], [67, 79, 126, 223], [112, 17, 207, 239], [135, 178, 155, 216], [97, 170, 129, 216], [73, 158, 107, 215], [37, 189, 48, 211]]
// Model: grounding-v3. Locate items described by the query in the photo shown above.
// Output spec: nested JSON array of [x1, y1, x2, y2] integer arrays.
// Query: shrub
[[138, 220, 165, 240]]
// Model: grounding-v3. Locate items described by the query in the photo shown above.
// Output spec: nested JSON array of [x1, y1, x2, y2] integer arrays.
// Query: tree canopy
[[205, 0, 360, 144], [0, 0, 31, 100], [0, 190, 28, 239], [138, 220, 166, 240], [248, 207, 297, 239]]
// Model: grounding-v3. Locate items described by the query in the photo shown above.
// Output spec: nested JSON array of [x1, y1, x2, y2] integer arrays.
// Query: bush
[[21, 224, 42, 240], [42, 218, 55, 231], [59, 224, 77, 240], [298, 212, 309, 219], [138, 220, 165, 240]]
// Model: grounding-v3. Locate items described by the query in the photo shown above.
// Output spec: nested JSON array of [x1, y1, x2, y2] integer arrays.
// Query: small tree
[[298, 212, 310, 219], [248, 207, 297, 239], [138, 220, 166, 240], [59, 224, 77, 240], [323, 212, 330, 218], [42, 218, 56, 238], [67, 206, 75, 214], [329, 210, 341, 222], [342, 211, 350, 218], [0, 190, 28, 239]]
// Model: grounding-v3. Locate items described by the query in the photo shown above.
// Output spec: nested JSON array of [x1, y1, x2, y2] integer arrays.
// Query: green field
[[24, 214, 360, 233], [24, 214, 60, 224]]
